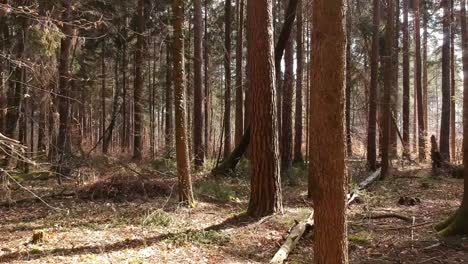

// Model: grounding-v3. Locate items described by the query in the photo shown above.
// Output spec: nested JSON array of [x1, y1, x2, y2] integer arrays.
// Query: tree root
[[436, 207, 468, 236]]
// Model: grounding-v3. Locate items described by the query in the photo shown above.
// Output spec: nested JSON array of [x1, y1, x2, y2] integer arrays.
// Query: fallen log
[[270, 212, 314, 264], [270, 168, 381, 264], [360, 212, 412, 222]]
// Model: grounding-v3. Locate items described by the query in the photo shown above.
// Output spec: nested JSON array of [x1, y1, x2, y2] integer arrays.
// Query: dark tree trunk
[[55, 0, 73, 181], [435, 0, 468, 236], [281, 0, 294, 172], [450, 0, 456, 160], [367, 0, 380, 171], [223, 0, 232, 158], [133, 0, 145, 160], [194, 0, 205, 167], [415, 0, 426, 160], [101, 48, 106, 153], [309, 0, 349, 261], [235, 0, 244, 146], [293, 0, 304, 164], [440, 0, 451, 161], [402, 0, 410, 157], [165, 34, 174, 158], [247, 0, 282, 217], [345, 0, 353, 157], [390, 0, 400, 158], [204, 0, 211, 157], [381, 0, 395, 179]]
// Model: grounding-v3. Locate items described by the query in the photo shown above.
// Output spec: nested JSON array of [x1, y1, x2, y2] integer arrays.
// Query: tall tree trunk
[[345, 0, 353, 156], [309, 0, 349, 262], [223, 0, 232, 158], [235, 0, 244, 146], [165, 35, 174, 158], [367, 0, 380, 171], [435, 0, 468, 236], [402, 0, 410, 157], [55, 0, 73, 181], [450, 0, 456, 160], [101, 48, 106, 153], [194, 0, 205, 167], [133, 0, 145, 160], [173, 0, 195, 205], [204, 0, 211, 157], [423, 0, 429, 132], [415, 0, 426, 160], [390, 0, 400, 158], [121, 32, 128, 150], [381, 0, 395, 179], [281, 0, 294, 172], [440, 0, 451, 161], [247, 0, 282, 217], [293, 0, 304, 163]]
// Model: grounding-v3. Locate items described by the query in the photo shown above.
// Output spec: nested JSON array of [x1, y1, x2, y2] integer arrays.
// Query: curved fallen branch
[[270, 168, 381, 264]]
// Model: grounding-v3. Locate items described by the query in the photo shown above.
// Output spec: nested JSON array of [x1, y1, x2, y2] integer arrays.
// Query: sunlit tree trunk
[[309, 0, 349, 261], [173, 0, 195, 205], [247, 0, 282, 217]]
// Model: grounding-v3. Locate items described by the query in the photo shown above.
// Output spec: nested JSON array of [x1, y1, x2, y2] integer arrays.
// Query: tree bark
[[381, 0, 395, 179], [309, 0, 349, 262], [223, 0, 232, 158], [281, 0, 294, 172], [247, 0, 283, 217], [402, 0, 410, 157], [415, 0, 426, 161], [133, 0, 145, 160], [165, 34, 174, 158], [450, 0, 456, 160], [367, 0, 380, 171], [293, 0, 304, 164], [194, 0, 205, 167], [435, 0, 468, 236], [235, 0, 244, 146], [173, 0, 195, 205], [55, 0, 73, 181], [440, 0, 452, 161], [345, 0, 353, 157]]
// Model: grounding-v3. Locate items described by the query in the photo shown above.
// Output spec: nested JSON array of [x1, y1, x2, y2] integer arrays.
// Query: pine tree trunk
[[367, 0, 380, 171], [435, 0, 468, 236], [402, 0, 410, 157], [101, 49, 106, 153], [235, 0, 244, 146], [309, 0, 348, 262], [204, 0, 211, 157], [223, 0, 232, 158], [293, 0, 304, 164], [345, 0, 353, 157], [281, 0, 294, 172], [173, 0, 195, 205], [450, 0, 456, 160], [415, 0, 426, 160], [194, 0, 205, 167], [381, 0, 395, 178], [440, 0, 451, 161], [390, 0, 400, 158], [247, 0, 282, 217], [133, 0, 145, 160], [55, 0, 73, 181], [165, 35, 174, 158]]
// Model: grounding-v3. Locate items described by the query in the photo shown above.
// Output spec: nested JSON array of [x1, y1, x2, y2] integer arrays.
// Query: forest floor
[[1, 156, 468, 263]]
